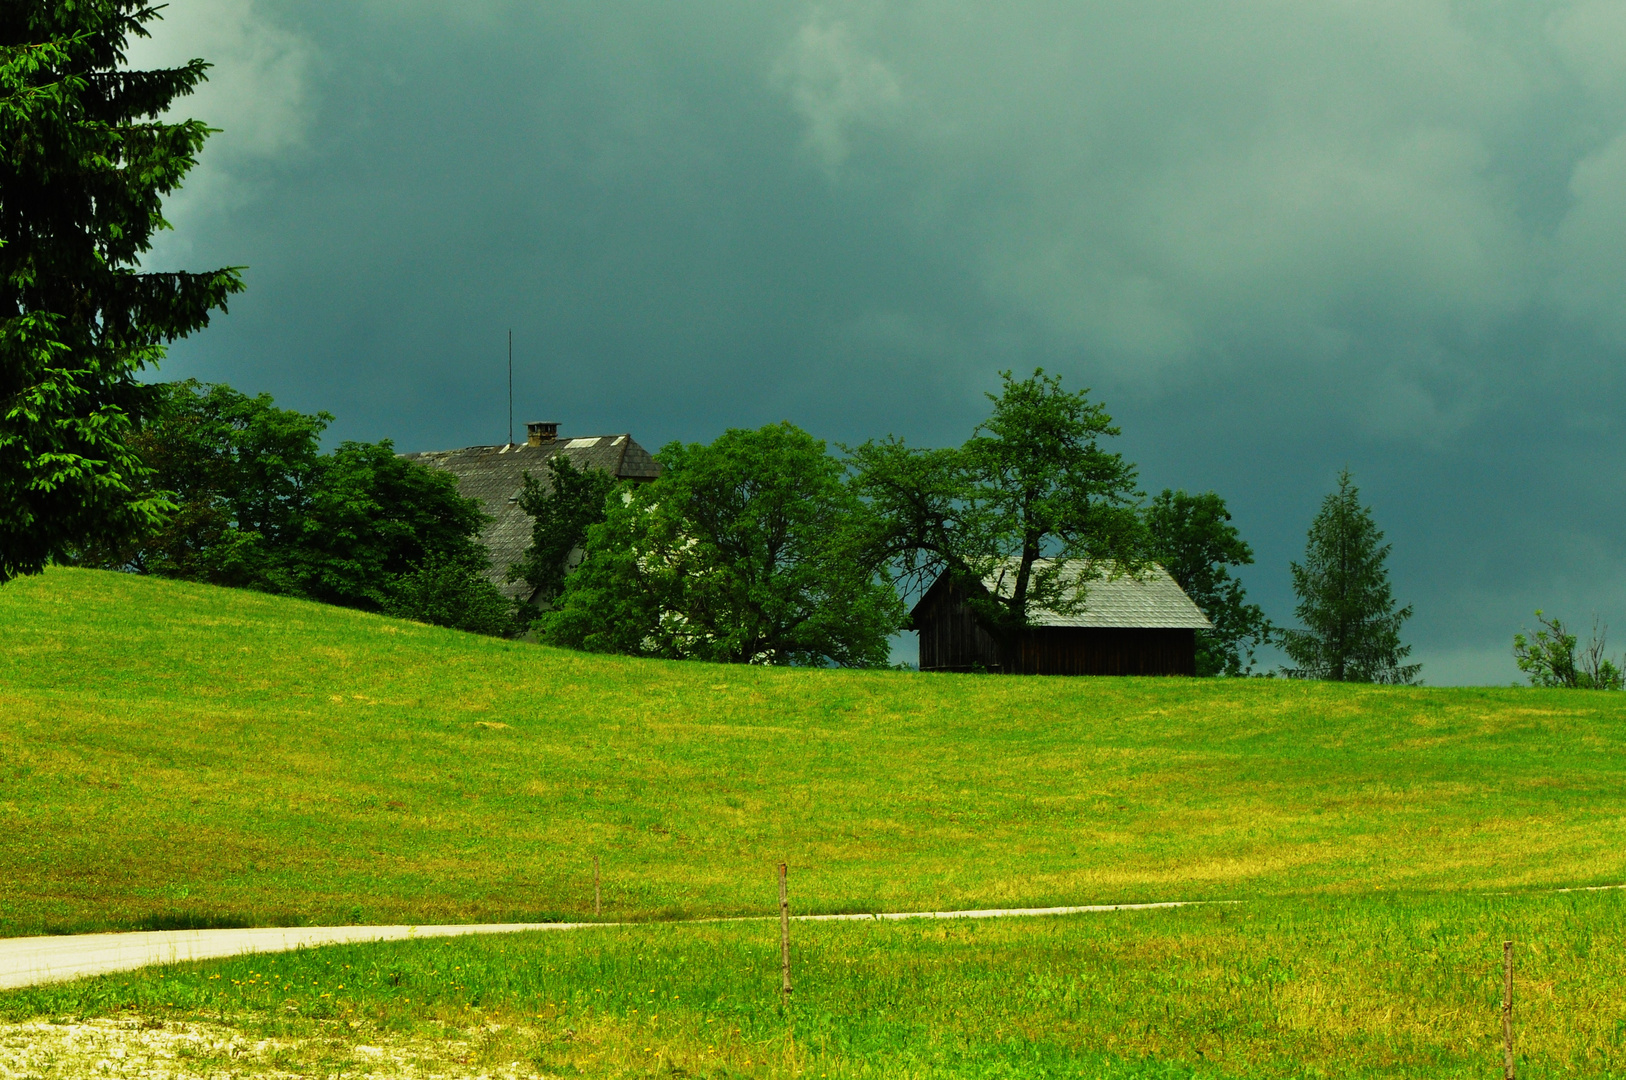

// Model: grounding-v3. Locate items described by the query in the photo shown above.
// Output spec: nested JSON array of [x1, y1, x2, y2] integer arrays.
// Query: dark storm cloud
[[132, 0, 1626, 682]]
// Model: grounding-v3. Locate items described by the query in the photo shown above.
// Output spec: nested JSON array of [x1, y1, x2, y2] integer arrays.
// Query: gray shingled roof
[[400, 435, 660, 601], [981, 559, 1212, 629]]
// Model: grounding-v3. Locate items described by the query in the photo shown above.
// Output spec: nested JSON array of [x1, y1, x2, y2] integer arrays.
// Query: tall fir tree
[[1, 2, 242, 582], [1281, 469, 1420, 683]]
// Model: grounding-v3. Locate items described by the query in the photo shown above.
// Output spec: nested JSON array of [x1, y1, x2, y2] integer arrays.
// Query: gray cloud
[[128, 0, 315, 254], [132, 0, 1626, 682]]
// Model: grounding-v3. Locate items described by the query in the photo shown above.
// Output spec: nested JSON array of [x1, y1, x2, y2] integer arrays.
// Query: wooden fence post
[[1502, 940, 1515, 1080], [779, 862, 791, 1003], [594, 855, 601, 918]]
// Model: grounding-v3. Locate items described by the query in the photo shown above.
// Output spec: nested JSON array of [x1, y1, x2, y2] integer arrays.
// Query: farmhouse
[[402, 421, 660, 603], [911, 559, 1212, 676]]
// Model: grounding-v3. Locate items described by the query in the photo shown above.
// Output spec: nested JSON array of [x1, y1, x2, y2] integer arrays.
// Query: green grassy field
[[5, 567, 1626, 1077], [2, 567, 1624, 936]]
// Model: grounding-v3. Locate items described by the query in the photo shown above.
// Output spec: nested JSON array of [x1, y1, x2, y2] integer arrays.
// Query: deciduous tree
[[542, 422, 901, 666], [509, 454, 617, 608], [385, 552, 518, 638], [78, 380, 326, 582], [80, 381, 512, 633], [1146, 489, 1271, 676], [288, 439, 493, 612], [1513, 611, 1622, 690], [851, 369, 1146, 657]]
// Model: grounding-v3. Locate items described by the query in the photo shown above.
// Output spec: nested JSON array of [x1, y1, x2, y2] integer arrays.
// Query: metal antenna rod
[[507, 329, 513, 447]]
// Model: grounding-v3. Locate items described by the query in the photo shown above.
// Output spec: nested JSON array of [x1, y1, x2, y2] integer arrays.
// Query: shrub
[[385, 554, 518, 637], [1513, 611, 1623, 690]]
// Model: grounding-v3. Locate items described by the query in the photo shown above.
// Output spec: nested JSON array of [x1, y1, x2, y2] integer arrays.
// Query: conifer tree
[[1, 1, 243, 582], [1281, 469, 1420, 683]]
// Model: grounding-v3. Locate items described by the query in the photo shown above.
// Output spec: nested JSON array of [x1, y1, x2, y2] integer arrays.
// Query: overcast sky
[[131, 0, 1626, 683]]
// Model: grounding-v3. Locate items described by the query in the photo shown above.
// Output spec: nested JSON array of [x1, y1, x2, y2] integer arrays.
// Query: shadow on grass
[[134, 912, 259, 933], [14, 907, 632, 938], [17, 912, 286, 937]]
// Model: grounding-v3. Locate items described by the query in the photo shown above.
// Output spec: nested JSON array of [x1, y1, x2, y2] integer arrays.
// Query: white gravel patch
[[0, 1016, 547, 1079]]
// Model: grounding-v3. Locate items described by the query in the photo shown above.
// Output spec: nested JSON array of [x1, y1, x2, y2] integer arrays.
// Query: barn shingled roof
[[977, 558, 1212, 630], [401, 435, 660, 602]]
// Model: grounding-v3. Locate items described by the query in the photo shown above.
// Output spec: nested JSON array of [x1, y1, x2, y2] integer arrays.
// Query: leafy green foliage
[[288, 439, 494, 612], [1280, 470, 1419, 683], [542, 422, 901, 666], [79, 380, 507, 631], [508, 454, 617, 607], [1514, 611, 1623, 690], [80, 380, 328, 581], [385, 552, 518, 638], [845, 437, 967, 595], [0, 2, 243, 582], [962, 369, 1146, 626], [852, 369, 1145, 650], [1146, 489, 1272, 676]]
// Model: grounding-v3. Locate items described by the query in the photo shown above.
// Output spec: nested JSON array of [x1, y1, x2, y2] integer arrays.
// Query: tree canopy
[[851, 369, 1145, 648], [509, 454, 617, 608], [80, 380, 327, 581], [1280, 470, 1419, 683], [1146, 489, 1272, 676], [384, 552, 518, 638], [79, 380, 512, 633], [1, 2, 242, 582], [540, 422, 901, 666]]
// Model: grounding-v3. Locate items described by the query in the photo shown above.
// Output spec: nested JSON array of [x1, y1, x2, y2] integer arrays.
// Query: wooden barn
[[911, 559, 1212, 676], [401, 421, 660, 605]]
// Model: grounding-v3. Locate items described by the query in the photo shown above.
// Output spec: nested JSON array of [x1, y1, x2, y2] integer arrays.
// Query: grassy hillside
[[3, 567, 1625, 937]]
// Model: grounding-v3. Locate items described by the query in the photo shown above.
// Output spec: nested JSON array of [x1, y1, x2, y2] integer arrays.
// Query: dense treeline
[[11, 361, 1433, 682], [72, 381, 516, 636], [52, 371, 1424, 680]]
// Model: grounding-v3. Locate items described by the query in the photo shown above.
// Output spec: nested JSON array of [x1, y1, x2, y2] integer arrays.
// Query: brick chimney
[[526, 421, 558, 447]]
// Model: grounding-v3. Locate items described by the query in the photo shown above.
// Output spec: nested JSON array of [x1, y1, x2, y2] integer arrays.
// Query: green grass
[[6, 891, 1626, 1078], [3, 567, 1626, 937], [6, 567, 1626, 1077]]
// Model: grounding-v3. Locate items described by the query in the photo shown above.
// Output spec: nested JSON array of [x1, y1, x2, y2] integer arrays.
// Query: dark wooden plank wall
[[916, 589, 1001, 672], [915, 580, 1197, 676], [1005, 627, 1196, 676]]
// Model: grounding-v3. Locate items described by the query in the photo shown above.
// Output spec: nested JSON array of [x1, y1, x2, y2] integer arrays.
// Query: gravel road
[[0, 902, 1200, 991]]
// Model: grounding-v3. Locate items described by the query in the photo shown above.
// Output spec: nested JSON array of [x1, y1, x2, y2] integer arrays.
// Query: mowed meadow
[[3, 567, 1626, 936], [6, 569, 1626, 1076]]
